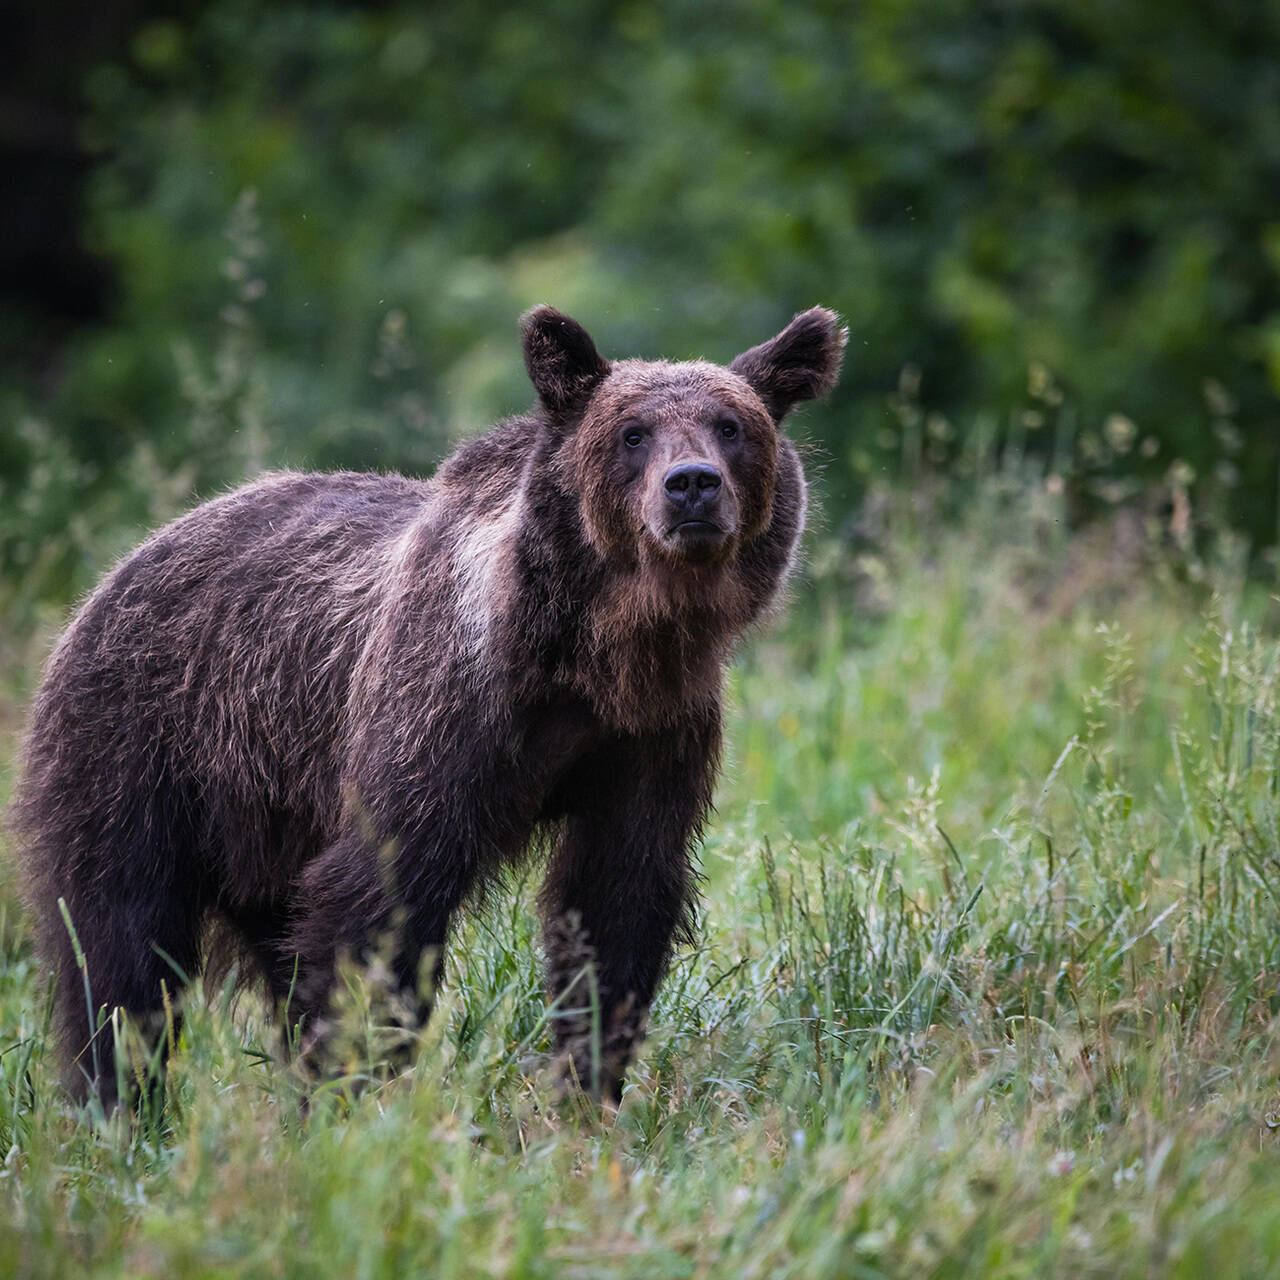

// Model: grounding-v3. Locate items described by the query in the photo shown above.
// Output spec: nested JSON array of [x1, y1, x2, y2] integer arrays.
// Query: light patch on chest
[[449, 495, 522, 663]]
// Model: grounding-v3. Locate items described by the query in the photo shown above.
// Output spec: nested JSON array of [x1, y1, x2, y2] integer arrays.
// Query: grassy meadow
[[3, 460, 1280, 1277]]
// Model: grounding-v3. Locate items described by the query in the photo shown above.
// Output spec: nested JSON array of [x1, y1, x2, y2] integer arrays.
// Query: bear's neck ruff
[[571, 555, 752, 731]]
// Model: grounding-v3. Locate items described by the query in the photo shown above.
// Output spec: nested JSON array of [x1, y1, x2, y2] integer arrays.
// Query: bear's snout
[[663, 462, 723, 522], [659, 459, 733, 560]]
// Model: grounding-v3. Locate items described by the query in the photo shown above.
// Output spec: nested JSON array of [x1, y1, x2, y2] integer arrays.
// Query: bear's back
[[48, 469, 431, 681], [24, 470, 437, 855]]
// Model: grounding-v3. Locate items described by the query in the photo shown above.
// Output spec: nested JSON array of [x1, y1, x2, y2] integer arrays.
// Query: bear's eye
[[622, 428, 644, 448], [720, 419, 739, 441]]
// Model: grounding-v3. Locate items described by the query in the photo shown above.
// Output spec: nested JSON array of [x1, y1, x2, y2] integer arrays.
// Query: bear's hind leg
[[45, 867, 204, 1109]]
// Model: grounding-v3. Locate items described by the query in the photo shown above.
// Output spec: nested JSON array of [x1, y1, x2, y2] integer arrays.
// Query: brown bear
[[11, 304, 846, 1104]]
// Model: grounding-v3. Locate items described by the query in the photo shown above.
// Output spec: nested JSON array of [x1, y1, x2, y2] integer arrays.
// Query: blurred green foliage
[[4, 0, 1280, 612]]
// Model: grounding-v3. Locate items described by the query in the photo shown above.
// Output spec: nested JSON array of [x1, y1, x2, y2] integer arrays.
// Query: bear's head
[[521, 305, 847, 571]]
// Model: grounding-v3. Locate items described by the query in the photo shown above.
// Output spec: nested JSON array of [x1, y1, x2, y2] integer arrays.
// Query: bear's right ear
[[730, 307, 848, 422], [520, 305, 611, 419]]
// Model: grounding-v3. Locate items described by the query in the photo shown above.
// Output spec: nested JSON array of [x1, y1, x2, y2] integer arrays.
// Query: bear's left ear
[[730, 307, 848, 422], [521, 305, 611, 419]]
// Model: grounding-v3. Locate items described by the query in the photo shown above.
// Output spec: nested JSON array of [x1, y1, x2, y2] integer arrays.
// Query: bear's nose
[[664, 463, 722, 504]]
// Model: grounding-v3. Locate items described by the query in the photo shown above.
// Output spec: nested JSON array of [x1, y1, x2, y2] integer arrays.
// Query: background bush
[[4, 0, 1280, 617]]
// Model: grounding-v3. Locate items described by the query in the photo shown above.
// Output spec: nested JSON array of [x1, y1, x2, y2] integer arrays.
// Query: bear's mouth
[[665, 519, 730, 560]]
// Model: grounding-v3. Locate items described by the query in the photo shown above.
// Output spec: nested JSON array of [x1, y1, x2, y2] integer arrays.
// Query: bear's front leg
[[286, 810, 490, 1072], [539, 714, 719, 1100]]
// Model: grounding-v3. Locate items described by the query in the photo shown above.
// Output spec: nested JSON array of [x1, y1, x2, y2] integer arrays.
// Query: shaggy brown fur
[[11, 305, 846, 1103]]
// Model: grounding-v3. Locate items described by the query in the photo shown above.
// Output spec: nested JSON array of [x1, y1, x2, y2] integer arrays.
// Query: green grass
[[4, 476, 1280, 1278]]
